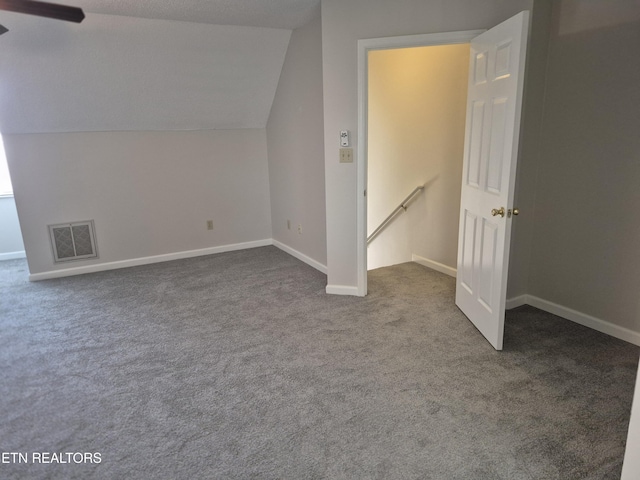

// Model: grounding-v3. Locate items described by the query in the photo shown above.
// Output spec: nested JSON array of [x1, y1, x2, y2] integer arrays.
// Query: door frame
[[356, 29, 484, 296]]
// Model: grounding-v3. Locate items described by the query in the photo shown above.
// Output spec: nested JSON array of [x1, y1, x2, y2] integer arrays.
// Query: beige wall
[[367, 44, 469, 270], [321, 0, 534, 292], [266, 12, 327, 268], [5, 130, 272, 275], [527, 5, 640, 331]]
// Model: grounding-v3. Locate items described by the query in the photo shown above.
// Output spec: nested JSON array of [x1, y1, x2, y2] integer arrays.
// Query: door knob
[[491, 207, 505, 218], [508, 208, 520, 218]]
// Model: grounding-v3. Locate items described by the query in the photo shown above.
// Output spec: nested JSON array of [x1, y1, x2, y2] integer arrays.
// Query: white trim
[[24, 234, 640, 347], [527, 295, 640, 346], [622, 366, 640, 479], [507, 294, 640, 347], [272, 240, 327, 274], [357, 29, 485, 298], [359, 30, 486, 51], [29, 239, 272, 281], [326, 284, 361, 296], [411, 254, 457, 278], [505, 294, 528, 310], [0, 250, 26, 261], [356, 37, 369, 298]]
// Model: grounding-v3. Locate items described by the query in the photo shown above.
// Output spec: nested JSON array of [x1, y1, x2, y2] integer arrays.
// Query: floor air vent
[[48, 221, 98, 263]]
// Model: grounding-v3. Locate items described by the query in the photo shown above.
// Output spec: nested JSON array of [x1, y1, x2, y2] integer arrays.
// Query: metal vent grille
[[49, 221, 98, 263]]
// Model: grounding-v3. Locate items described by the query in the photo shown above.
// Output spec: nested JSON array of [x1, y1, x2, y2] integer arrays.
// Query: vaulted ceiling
[[0, 0, 321, 134]]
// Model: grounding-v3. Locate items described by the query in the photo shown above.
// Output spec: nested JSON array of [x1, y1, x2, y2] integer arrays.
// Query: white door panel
[[455, 11, 529, 350]]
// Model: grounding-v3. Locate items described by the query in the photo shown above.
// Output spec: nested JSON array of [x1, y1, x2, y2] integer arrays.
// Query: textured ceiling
[[0, 1, 323, 134], [74, 0, 321, 30]]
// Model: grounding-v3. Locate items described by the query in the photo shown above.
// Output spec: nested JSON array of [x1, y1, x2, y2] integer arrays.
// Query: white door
[[455, 11, 530, 351]]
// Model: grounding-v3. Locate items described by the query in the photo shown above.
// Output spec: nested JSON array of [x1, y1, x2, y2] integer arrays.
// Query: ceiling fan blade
[[0, 0, 84, 23], [0, 23, 8, 34]]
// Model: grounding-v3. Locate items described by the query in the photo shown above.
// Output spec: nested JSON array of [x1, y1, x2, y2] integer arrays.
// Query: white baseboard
[[507, 294, 640, 347], [272, 240, 327, 274], [506, 294, 528, 310], [29, 239, 273, 281], [326, 284, 361, 296], [412, 254, 457, 278], [0, 250, 26, 261]]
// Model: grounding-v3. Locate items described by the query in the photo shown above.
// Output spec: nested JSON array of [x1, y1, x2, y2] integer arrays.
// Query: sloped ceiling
[[73, 0, 321, 30], [0, 0, 320, 134]]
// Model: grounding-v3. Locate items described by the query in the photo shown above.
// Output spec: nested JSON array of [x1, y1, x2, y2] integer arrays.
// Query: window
[[0, 136, 13, 196]]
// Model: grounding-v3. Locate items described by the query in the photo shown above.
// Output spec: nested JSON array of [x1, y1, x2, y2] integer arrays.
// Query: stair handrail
[[367, 184, 424, 245]]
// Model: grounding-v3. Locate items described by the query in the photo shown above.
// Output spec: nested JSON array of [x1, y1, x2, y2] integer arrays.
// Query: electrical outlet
[[340, 148, 353, 163], [206, 220, 214, 230], [297, 224, 302, 234]]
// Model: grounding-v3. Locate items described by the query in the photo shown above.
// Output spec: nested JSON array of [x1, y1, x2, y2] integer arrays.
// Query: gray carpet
[[0, 246, 637, 479]]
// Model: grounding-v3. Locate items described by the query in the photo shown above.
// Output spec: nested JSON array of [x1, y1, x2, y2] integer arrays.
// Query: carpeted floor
[[0, 246, 638, 479]]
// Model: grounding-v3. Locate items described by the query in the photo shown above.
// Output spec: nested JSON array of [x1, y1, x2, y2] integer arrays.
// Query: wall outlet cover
[[340, 148, 353, 163]]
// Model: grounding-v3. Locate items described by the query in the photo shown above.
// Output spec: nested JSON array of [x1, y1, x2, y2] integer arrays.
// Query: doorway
[[356, 30, 483, 295], [366, 43, 470, 273]]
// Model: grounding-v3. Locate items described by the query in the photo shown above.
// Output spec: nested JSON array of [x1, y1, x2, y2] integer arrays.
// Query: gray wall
[[266, 12, 327, 269], [6, 130, 272, 275], [505, 0, 554, 299], [527, 4, 640, 331]]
